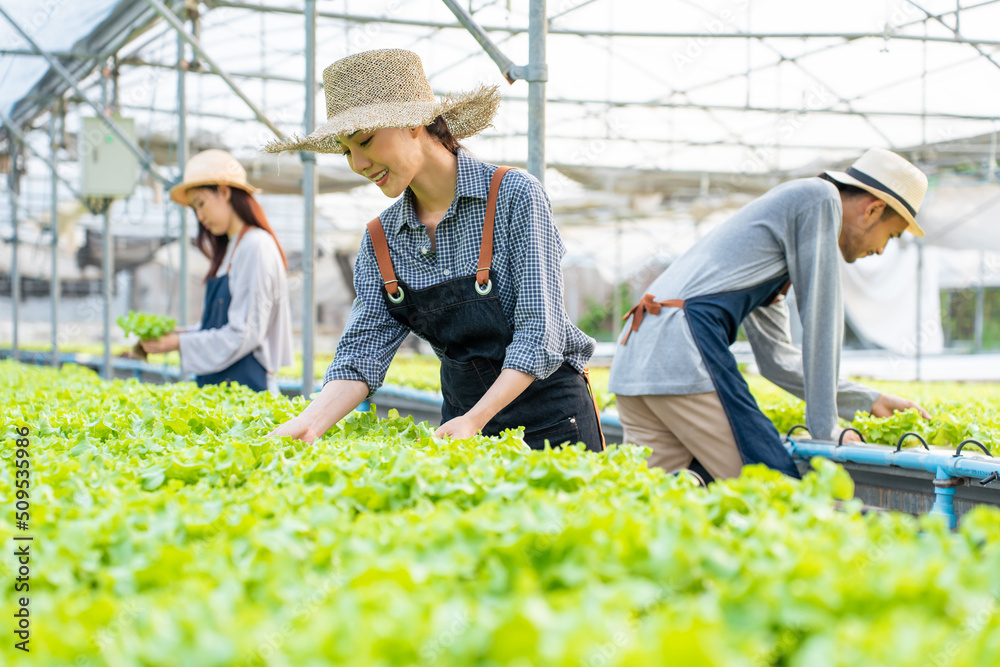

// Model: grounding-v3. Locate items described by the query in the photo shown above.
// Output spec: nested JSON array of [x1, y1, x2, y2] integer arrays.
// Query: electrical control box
[[81, 115, 138, 198]]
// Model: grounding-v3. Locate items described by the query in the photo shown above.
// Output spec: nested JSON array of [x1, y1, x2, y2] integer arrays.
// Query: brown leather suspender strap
[[365, 217, 400, 296], [477, 166, 513, 287], [581, 367, 607, 451], [620, 292, 685, 345]]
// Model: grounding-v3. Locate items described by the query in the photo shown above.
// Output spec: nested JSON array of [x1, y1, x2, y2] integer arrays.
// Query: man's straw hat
[[170, 149, 261, 205], [824, 148, 928, 236], [262, 48, 502, 155]]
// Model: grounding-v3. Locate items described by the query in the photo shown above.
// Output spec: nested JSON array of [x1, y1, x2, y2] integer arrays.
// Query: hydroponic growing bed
[[3, 360, 1000, 666]]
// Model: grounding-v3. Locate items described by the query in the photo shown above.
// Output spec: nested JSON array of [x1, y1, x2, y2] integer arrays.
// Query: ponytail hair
[[193, 185, 288, 280], [426, 115, 461, 155]]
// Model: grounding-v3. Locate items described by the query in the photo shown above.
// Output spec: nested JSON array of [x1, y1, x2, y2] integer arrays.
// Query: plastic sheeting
[[841, 240, 944, 355], [919, 178, 1000, 252], [0, 0, 121, 116], [839, 175, 1000, 354]]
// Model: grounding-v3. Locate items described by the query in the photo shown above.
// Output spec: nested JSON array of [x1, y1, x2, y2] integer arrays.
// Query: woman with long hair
[[142, 149, 293, 394], [266, 48, 604, 451]]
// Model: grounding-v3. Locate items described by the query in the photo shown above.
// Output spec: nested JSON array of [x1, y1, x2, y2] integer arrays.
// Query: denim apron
[[623, 274, 800, 478], [194, 228, 268, 392], [366, 167, 604, 452]]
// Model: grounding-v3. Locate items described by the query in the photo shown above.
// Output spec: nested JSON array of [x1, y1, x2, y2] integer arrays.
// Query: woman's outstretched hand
[[434, 414, 484, 441], [141, 332, 180, 354], [266, 378, 370, 445], [432, 368, 535, 442], [268, 415, 324, 445]]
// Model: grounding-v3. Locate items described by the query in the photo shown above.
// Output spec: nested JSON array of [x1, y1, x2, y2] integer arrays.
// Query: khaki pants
[[617, 392, 744, 481]]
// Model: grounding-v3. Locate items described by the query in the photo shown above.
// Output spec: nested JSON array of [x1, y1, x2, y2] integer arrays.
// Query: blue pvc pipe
[[786, 438, 1000, 480], [787, 437, 1000, 529], [930, 466, 958, 529]]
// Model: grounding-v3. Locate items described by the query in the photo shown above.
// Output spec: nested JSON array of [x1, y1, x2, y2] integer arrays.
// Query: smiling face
[[335, 127, 424, 198], [189, 186, 236, 236], [838, 195, 910, 263]]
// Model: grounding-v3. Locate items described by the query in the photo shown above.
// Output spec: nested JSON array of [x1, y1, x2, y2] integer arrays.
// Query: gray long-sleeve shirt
[[178, 227, 294, 391], [608, 177, 880, 439]]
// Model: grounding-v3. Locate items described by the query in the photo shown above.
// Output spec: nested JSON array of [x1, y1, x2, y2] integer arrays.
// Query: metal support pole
[[441, 0, 523, 82], [527, 0, 548, 185], [989, 127, 997, 181], [50, 109, 60, 366], [177, 14, 189, 327], [916, 240, 923, 381], [0, 5, 169, 185], [143, 0, 285, 141], [8, 139, 18, 362], [300, 0, 317, 398], [974, 250, 985, 353], [0, 110, 82, 200], [103, 209, 113, 380]]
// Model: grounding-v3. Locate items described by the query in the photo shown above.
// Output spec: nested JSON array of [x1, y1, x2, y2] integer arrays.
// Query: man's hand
[[834, 427, 863, 444], [434, 414, 485, 441], [268, 415, 324, 445], [871, 393, 932, 420], [141, 332, 180, 354]]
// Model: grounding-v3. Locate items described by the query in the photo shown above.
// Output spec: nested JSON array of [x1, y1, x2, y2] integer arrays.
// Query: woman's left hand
[[434, 414, 485, 441], [141, 332, 181, 354]]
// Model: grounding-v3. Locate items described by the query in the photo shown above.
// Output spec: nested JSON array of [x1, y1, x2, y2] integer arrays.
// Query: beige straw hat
[[262, 48, 502, 155], [824, 147, 928, 237], [169, 149, 261, 205]]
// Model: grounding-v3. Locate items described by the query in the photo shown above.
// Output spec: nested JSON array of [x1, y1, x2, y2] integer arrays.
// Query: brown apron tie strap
[[581, 366, 606, 451], [620, 292, 685, 345], [225, 226, 252, 276], [365, 217, 400, 296], [478, 166, 514, 287], [771, 279, 791, 305]]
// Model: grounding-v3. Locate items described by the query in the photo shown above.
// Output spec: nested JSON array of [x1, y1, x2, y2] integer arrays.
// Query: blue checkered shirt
[[324, 149, 596, 396]]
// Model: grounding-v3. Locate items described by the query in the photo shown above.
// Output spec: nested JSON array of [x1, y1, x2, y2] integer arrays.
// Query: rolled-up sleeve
[[323, 236, 409, 396], [501, 174, 570, 380]]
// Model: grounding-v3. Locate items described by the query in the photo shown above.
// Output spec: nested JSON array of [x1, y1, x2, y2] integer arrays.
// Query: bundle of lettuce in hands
[[117, 310, 176, 361]]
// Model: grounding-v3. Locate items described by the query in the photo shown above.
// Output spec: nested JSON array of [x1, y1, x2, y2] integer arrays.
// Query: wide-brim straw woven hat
[[262, 48, 502, 155], [824, 147, 928, 236], [170, 149, 261, 205]]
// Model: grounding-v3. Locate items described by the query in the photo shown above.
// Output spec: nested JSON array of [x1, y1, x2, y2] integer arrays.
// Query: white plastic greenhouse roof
[[2, 0, 1000, 254], [3, 0, 999, 171]]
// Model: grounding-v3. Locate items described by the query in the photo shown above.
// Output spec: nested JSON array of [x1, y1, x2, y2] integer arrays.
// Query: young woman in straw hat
[[142, 148, 294, 394], [267, 48, 604, 451]]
